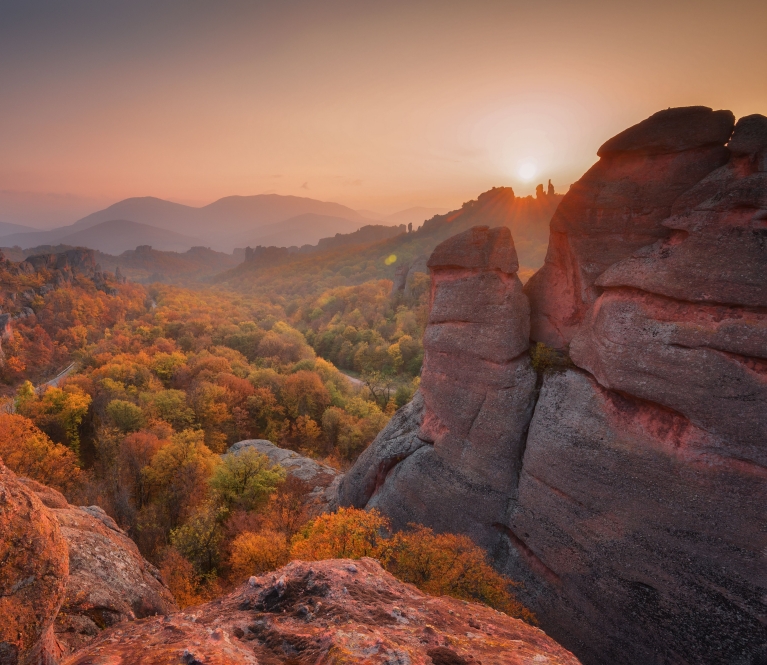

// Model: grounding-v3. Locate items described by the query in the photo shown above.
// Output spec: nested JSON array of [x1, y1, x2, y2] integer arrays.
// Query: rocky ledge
[[63, 557, 581, 665], [0, 464, 177, 664]]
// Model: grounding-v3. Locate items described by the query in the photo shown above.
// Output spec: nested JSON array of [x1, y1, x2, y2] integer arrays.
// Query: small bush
[[229, 530, 289, 579], [290, 507, 390, 560]]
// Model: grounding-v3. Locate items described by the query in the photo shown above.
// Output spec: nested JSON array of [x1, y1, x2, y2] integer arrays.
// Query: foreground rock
[[0, 467, 176, 664], [0, 464, 68, 665], [63, 558, 581, 665], [339, 107, 767, 665], [19, 479, 178, 656]]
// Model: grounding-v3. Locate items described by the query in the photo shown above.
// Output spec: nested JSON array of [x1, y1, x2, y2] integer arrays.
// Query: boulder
[[19, 478, 177, 658], [228, 439, 340, 510], [62, 558, 581, 665], [0, 464, 69, 665]]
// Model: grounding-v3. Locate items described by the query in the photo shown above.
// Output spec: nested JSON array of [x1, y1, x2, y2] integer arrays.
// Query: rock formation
[[0, 463, 68, 665], [62, 557, 581, 665], [19, 478, 178, 657], [0, 466, 177, 664], [524, 106, 735, 349], [337, 107, 767, 665], [229, 439, 340, 511]]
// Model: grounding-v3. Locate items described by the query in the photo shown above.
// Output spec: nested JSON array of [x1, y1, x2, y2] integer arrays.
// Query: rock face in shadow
[[62, 558, 581, 665], [338, 108, 767, 665], [0, 464, 69, 665]]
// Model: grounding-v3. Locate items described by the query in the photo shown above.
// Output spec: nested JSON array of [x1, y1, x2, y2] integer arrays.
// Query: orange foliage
[[0, 413, 83, 497]]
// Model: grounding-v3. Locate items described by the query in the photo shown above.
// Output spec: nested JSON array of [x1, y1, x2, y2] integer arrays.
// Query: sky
[[1, 0, 766, 228]]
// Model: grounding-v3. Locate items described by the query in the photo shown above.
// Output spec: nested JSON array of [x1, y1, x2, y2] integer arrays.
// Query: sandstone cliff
[[62, 557, 581, 665], [337, 107, 767, 665]]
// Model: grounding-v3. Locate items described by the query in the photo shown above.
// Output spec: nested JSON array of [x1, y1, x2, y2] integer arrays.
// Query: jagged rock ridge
[[337, 107, 767, 665]]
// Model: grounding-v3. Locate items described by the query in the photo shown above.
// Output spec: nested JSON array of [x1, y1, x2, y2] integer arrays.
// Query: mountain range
[[0, 195, 448, 254]]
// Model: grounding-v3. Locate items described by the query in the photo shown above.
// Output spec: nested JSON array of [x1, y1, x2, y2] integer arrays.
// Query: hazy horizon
[[2, 0, 766, 229]]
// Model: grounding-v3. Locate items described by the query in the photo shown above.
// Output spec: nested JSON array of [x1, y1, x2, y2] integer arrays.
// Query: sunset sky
[[2, 0, 766, 227]]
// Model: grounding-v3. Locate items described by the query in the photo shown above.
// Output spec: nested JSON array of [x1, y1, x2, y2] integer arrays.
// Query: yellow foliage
[[229, 530, 290, 579], [380, 525, 536, 622], [290, 507, 390, 561]]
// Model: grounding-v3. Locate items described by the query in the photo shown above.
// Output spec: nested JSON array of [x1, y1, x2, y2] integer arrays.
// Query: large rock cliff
[[337, 107, 767, 665]]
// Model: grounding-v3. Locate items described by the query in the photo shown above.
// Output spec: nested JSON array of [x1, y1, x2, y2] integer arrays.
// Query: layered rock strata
[[62, 558, 581, 665], [338, 107, 767, 665]]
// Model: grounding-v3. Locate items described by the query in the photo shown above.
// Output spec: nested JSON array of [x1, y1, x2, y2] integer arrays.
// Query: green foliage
[[209, 448, 286, 513], [106, 399, 146, 433], [170, 502, 226, 575]]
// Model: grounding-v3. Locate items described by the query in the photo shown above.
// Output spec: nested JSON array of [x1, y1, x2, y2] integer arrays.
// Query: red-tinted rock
[[525, 107, 734, 348], [501, 369, 766, 665], [63, 558, 581, 665], [0, 464, 69, 665], [426, 225, 519, 273], [339, 108, 767, 665], [596, 115, 767, 308], [19, 480, 177, 658], [339, 226, 535, 549], [597, 106, 734, 156]]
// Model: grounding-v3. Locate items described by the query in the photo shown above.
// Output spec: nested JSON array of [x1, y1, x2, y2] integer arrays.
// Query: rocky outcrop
[[338, 107, 767, 665], [62, 558, 581, 665], [16, 478, 178, 657], [340, 226, 536, 552], [229, 439, 340, 511], [0, 468, 177, 664], [0, 464, 69, 665], [524, 106, 735, 349]]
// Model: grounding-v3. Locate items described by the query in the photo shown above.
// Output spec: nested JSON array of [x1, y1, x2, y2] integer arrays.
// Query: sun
[[518, 161, 537, 181]]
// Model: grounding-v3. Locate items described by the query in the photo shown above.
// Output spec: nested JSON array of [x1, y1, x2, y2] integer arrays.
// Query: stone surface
[[228, 439, 340, 510], [525, 107, 734, 349], [502, 369, 766, 665], [596, 115, 767, 308], [597, 106, 734, 156], [19, 479, 178, 659], [0, 463, 69, 665], [62, 558, 581, 665], [340, 107, 767, 665]]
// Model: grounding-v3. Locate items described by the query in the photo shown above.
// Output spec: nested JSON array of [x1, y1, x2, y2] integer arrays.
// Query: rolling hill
[[235, 213, 369, 249], [218, 185, 563, 298], [1, 194, 371, 252], [55, 219, 206, 255]]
